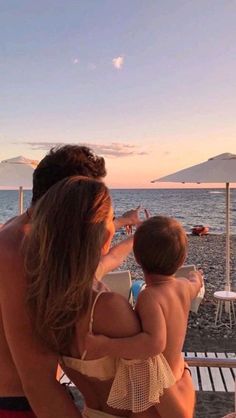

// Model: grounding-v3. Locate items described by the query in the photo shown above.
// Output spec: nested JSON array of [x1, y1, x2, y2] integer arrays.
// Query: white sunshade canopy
[[152, 153, 236, 184], [0, 156, 38, 189], [151, 153, 236, 291], [0, 156, 38, 214]]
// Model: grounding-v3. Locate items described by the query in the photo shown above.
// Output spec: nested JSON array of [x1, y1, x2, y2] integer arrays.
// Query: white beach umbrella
[[0, 156, 38, 214], [151, 153, 236, 291]]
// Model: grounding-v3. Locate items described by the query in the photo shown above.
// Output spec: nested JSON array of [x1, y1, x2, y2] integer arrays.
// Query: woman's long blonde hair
[[25, 176, 111, 354]]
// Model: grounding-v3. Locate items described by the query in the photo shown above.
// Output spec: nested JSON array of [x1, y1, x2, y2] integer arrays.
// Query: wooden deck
[[185, 352, 236, 392]]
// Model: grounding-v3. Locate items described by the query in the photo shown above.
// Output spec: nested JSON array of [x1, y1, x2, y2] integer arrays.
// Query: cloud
[[73, 58, 79, 64], [22, 141, 148, 158], [112, 56, 124, 70]]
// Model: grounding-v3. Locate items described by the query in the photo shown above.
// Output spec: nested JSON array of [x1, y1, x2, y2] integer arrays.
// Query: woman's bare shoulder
[[92, 291, 141, 338]]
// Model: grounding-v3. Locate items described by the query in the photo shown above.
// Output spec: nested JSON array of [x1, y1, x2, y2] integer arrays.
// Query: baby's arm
[[86, 289, 167, 360]]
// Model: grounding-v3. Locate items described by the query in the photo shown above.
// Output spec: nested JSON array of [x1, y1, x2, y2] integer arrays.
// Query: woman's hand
[[125, 207, 150, 234], [114, 206, 141, 233]]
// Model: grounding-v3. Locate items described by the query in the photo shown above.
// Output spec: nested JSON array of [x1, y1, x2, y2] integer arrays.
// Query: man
[[0, 145, 140, 417]]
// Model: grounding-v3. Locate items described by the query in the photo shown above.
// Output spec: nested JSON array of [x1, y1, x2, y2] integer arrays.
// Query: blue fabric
[[131, 279, 145, 303]]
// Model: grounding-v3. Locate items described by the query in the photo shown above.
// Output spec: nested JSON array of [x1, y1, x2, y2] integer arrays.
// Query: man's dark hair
[[32, 145, 106, 204], [133, 216, 187, 276]]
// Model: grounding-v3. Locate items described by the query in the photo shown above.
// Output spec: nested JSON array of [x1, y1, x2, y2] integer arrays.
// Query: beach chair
[[175, 264, 196, 278], [175, 264, 205, 313], [131, 279, 146, 304], [102, 270, 134, 306]]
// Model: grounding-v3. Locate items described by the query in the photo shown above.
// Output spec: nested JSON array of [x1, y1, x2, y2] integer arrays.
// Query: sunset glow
[[1, 1, 236, 188]]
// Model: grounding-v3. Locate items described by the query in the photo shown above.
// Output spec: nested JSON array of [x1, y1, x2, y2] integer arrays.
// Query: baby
[[86, 216, 203, 418]]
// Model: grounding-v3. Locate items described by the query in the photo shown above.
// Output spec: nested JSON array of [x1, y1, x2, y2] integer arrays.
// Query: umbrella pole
[[225, 182, 230, 292], [18, 186, 23, 215]]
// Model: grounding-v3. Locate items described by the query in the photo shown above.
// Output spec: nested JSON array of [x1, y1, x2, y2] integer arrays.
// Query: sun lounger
[[102, 266, 204, 311], [102, 270, 134, 306], [175, 264, 205, 313]]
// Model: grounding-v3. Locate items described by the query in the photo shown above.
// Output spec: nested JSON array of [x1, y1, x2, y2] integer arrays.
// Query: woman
[[25, 176, 194, 418]]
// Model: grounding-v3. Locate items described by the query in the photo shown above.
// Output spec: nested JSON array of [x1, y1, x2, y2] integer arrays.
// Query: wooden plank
[[207, 352, 225, 391], [184, 351, 236, 392], [226, 353, 236, 379], [197, 352, 213, 391], [185, 356, 236, 368], [217, 352, 235, 392], [185, 352, 199, 390]]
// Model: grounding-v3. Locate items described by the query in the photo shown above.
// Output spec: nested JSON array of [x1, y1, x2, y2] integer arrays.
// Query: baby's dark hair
[[32, 145, 106, 204], [133, 216, 187, 276]]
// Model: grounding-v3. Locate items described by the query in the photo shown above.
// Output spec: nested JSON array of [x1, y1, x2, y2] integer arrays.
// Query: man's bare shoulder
[[0, 215, 28, 291], [0, 214, 27, 249], [0, 225, 21, 258]]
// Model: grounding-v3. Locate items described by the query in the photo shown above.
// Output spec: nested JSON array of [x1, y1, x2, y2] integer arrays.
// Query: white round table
[[214, 291, 236, 328]]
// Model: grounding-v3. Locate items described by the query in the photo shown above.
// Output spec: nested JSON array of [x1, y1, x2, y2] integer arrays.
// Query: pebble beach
[[113, 232, 236, 418]]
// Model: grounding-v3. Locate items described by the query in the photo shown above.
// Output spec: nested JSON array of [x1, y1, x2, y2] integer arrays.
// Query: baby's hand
[[188, 270, 204, 287], [85, 333, 109, 358]]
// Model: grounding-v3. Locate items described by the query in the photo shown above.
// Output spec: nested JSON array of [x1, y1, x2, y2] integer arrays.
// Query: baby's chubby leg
[[156, 368, 195, 418], [129, 369, 194, 418]]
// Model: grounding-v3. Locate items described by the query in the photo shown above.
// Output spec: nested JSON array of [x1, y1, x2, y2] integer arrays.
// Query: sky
[[1, 0, 236, 188]]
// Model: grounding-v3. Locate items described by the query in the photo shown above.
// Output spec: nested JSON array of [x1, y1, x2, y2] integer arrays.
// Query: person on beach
[[0, 145, 141, 418], [86, 216, 203, 418], [25, 176, 192, 418]]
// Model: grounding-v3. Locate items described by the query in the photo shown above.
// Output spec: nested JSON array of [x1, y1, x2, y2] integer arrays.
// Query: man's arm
[[0, 249, 81, 418], [86, 289, 166, 360], [96, 236, 133, 280]]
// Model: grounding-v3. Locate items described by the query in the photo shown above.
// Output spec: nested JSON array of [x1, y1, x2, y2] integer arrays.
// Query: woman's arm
[[96, 236, 133, 280], [90, 292, 141, 338], [86, 289, 166, 360], [84, 291, 142, 360], [113, 207, 141, 231]]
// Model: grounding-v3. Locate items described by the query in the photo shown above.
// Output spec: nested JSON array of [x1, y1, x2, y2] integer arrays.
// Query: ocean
[[0, 188, 236, 234]]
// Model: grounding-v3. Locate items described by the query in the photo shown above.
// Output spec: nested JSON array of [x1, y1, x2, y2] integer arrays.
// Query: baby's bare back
[[139, 278, 192, 380]]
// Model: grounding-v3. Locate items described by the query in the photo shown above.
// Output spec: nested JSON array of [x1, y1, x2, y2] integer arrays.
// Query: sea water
[[0, 189, 236, 234]]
